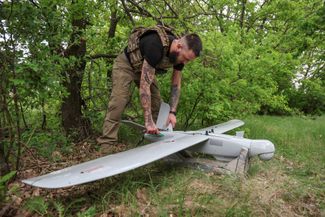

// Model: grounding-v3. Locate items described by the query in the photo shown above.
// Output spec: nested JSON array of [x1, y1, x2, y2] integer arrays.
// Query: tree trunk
[[108, 9, 118, 38], [0, 87, 9, 175], [61, 17, 91, 139], [239, 0, 246, 29]]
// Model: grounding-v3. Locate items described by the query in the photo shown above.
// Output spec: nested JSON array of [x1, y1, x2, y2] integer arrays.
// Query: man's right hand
[[145, 121, 160, 134]]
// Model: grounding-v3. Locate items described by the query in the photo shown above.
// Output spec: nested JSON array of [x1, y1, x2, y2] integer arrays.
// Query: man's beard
[[168, 51, 179, 64]]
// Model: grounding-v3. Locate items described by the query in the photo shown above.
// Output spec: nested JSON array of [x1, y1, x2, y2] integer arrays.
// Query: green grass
[[19, 115, 325, 216], [245, 115, 325, 181]]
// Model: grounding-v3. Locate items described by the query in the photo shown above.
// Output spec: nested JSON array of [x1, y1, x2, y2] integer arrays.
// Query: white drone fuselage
[[146, 102, 275, 162], [145, 130, 275, 162]]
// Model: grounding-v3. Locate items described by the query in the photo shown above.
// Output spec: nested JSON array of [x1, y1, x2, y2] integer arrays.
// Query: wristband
[[169, 111, 177, 116]]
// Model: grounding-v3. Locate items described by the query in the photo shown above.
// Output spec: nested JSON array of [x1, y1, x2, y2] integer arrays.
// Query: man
[[97, 25, 202, 151]]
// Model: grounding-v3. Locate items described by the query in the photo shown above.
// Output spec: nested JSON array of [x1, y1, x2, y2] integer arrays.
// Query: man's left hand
[[167, 113, 177, 128]]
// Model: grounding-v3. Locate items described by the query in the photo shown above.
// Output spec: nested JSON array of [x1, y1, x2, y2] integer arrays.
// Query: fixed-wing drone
[[22, 103, 275, 189]]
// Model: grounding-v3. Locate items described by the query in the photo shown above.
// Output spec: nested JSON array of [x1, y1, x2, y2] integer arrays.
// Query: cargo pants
[[97, 52, 162, 145]]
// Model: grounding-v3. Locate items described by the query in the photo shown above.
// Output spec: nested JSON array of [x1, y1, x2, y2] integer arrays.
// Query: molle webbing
[[126, 25, 175, 72]]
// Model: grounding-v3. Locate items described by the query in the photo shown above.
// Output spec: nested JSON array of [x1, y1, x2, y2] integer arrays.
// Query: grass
[[11, 115, 325, 216], [245, 116, 325, 186]]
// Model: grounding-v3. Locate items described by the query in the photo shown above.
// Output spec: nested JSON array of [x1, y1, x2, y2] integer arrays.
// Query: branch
[[127, 0, 160, 23], [184, 91, 203, 131], [87, 54, 117, 60], [163, 0, 178, 18], [239, 0, 247, 29], [28, 0, 39, 8], [127, 9, 177, 19], [195, 0, 208, 14], [152, 4, 163, 24], [121, 0, 135, 26]]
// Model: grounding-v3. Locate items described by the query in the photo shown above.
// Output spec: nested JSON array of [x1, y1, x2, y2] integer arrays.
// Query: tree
[[60, 1, 90, 138]]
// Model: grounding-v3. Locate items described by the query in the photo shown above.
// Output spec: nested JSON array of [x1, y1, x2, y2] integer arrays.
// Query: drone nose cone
[[250, 140, 275, 161]]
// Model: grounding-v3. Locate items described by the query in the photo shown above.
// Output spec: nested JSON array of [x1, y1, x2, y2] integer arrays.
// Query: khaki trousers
[[97, 52, 162, 145]]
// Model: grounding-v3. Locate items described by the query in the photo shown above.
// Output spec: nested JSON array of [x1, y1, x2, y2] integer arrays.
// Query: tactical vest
[[126, 25, 177, 73]]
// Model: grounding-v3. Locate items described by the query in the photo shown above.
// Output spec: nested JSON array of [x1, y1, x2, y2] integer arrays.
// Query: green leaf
[[0, 171, 16, 185], [24, 196, 49, 216]]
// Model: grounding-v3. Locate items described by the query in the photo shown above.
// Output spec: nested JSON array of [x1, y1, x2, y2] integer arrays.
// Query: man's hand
[[167, 113, 177, 128], [145, 121, 160, 134]]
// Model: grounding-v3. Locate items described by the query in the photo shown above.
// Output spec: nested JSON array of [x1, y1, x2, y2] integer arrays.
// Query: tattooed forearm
[[170, 84, 180, 112], [140, 60, 155, 125], [169, 70, 182, 112], [140, 93, 154, 125], [144, 72, 151, 84]]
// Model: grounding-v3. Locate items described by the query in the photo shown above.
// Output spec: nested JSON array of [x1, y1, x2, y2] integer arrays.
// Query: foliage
[[53, 201, 65, 217], [289, 78, 325, 115], [0, 0, 324, 175], [24, 196, 49, 216], [1, 2, 324, 216], [0, 171, 16, 204], [77, 206, 97, 217], [23, 196, 97, 217], [21, 129, 71, 159]]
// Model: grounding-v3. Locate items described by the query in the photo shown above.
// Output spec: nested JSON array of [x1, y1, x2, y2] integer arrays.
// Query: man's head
[[169, 33, 202, 65]]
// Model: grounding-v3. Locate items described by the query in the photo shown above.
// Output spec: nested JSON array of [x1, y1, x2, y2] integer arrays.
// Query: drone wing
[[199, 119, 244, 134], [22, 133, 208, 189]]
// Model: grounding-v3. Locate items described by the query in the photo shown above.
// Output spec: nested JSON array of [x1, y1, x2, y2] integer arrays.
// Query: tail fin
[[156, 102, 173, 131], [122, 102, 172, 131]]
